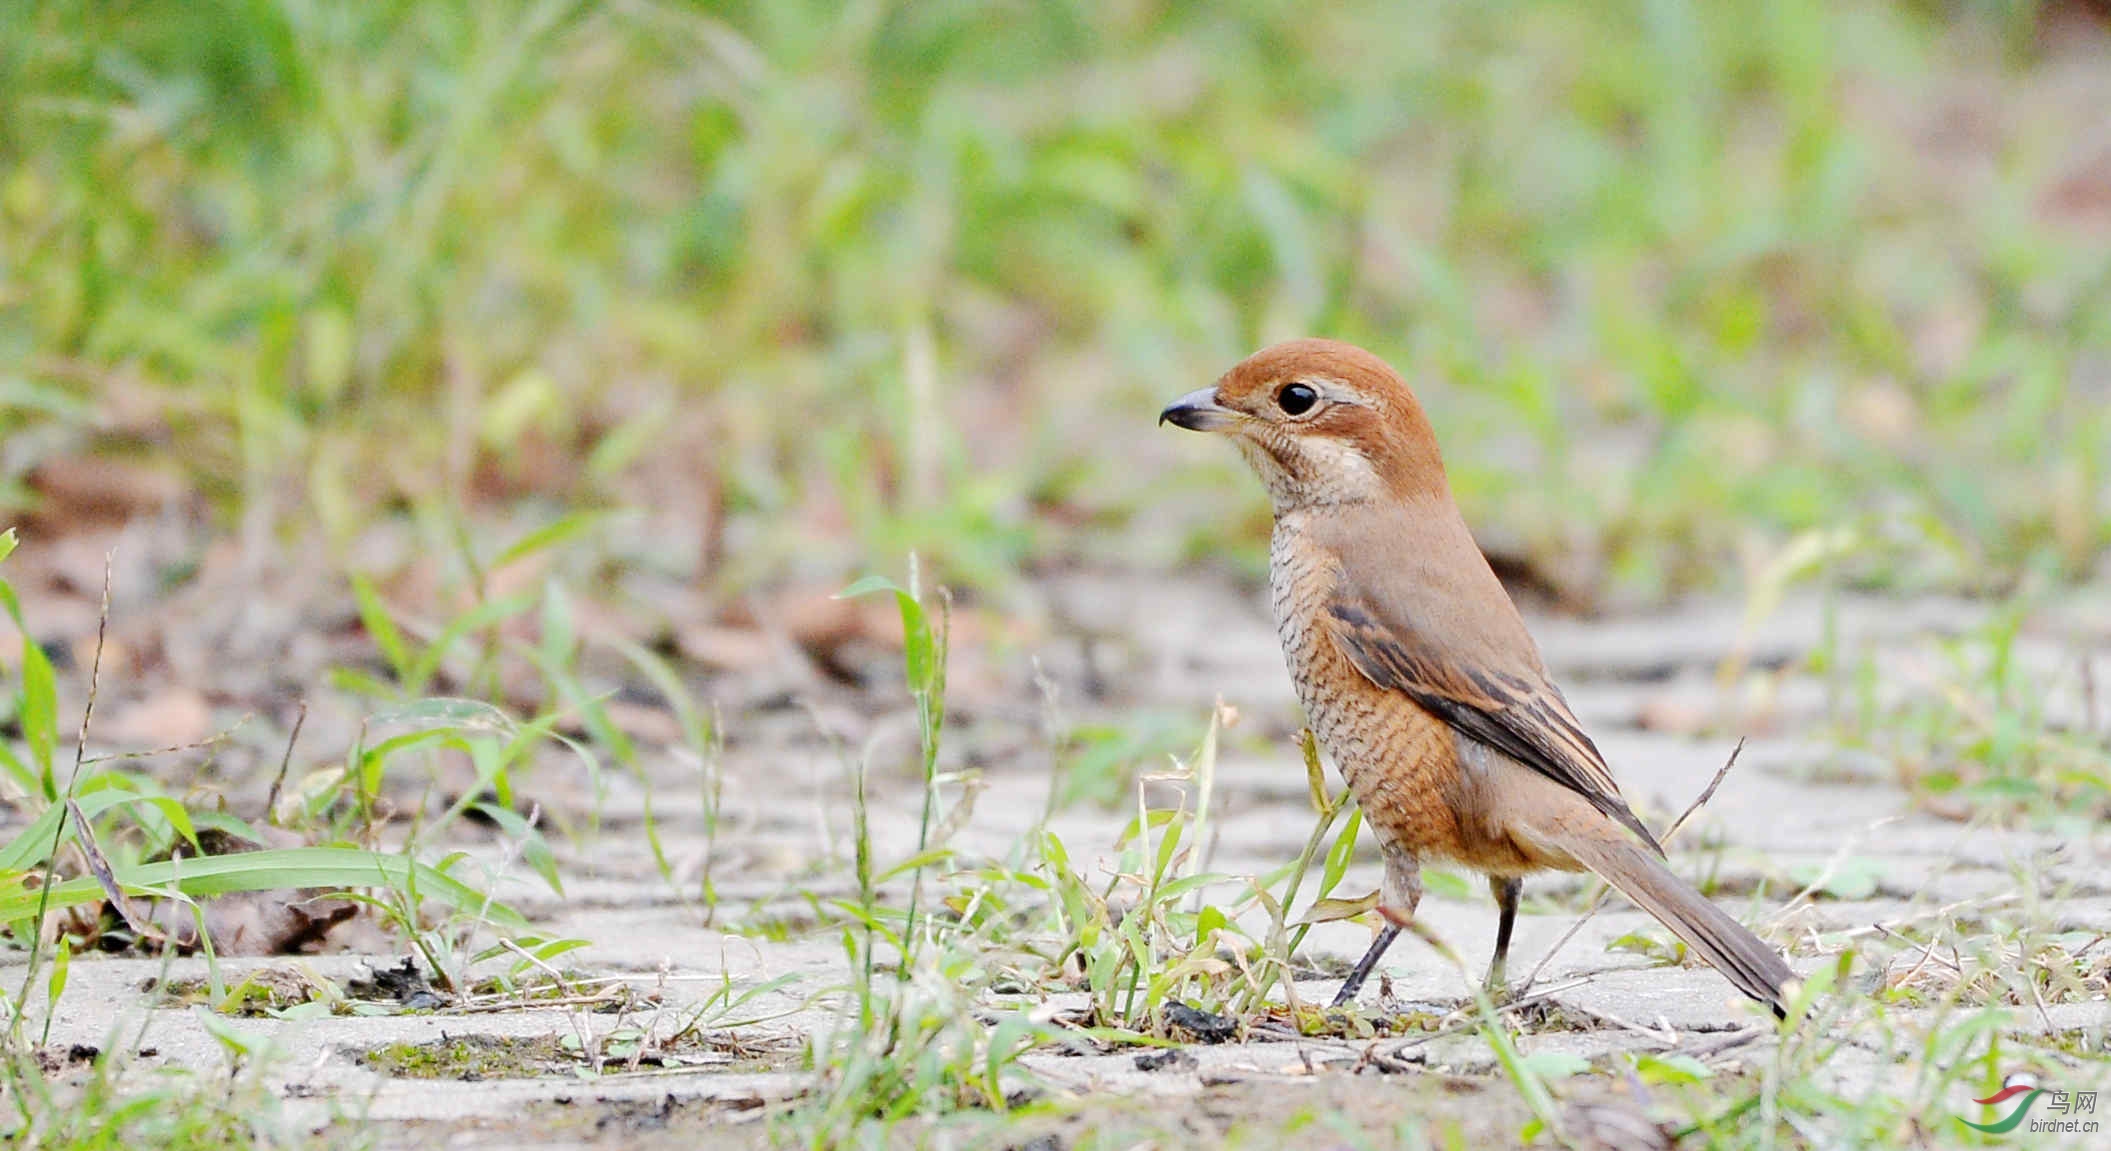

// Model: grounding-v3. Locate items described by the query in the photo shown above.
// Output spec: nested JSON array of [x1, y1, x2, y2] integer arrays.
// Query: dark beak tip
[[1159, 387, 1230, 432], [1159, 397, 1223, 431]]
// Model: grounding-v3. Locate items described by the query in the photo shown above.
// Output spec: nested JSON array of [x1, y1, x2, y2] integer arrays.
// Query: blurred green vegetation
[[2, 0, 2107, 599]]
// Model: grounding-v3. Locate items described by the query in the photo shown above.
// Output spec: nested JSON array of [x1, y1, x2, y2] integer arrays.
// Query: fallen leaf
[[1294, 891, 1381, 926], [99, 687, 215, 749]]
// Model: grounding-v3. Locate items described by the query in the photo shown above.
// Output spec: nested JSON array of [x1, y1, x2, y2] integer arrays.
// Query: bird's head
[[1159, 338, 1449, 511]]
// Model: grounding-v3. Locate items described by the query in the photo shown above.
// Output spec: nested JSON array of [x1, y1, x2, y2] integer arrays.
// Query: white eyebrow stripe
[[1303, 376, 1367, 407]]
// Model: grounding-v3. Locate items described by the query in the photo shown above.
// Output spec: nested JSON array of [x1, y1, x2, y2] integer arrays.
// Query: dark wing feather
[[1324, 597, 1664, 854]]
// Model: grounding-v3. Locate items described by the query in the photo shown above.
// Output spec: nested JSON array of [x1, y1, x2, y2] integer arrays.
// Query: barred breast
[[1270, 511, 1477, 864]]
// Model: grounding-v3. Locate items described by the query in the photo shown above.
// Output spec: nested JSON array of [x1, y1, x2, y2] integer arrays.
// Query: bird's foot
[[1481, 957, 1514, 1007]]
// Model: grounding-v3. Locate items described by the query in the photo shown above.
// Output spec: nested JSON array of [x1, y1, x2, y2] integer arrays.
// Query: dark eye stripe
[[1277, 383, 1318, 416]]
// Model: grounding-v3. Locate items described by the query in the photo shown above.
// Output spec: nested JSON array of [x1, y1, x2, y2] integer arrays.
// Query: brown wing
[[1313, 507, 1662, 853]]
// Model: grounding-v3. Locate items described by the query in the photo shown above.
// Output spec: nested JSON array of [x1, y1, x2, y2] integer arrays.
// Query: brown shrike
[[1162, 338, 1794, 1016]]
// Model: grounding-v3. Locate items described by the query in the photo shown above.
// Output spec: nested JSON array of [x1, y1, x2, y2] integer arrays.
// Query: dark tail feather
[[1567, 836, 1796, 1018]]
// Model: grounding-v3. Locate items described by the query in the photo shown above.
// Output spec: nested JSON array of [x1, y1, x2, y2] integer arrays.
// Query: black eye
[[1277, 383, 1318, 416]]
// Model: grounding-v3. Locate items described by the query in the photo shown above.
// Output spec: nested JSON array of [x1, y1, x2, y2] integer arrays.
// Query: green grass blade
[[0, 847, 528, 931]]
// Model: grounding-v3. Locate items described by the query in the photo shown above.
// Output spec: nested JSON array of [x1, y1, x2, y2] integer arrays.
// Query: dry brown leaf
[[26, 455, 186, 533], [674, 624, 777, 673], [98, 687, 215, 749], [136, 890, 364, 957]]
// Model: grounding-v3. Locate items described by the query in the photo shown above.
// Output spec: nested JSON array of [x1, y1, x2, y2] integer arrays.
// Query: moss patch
[[359, 1034, 573, 1081]]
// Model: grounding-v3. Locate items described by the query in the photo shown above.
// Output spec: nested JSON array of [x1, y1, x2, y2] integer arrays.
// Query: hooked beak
[[1158, 387, 1236, 432]]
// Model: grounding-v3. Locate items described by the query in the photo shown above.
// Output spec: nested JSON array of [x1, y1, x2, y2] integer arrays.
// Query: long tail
[[1564, 835, 1796, 1018]]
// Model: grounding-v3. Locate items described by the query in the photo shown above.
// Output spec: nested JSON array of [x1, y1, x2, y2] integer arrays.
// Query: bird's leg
[[1331, 843, 1421, 1008], [1331, 927, 1399, 1010], [1485, 875, 1523, 1000]]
